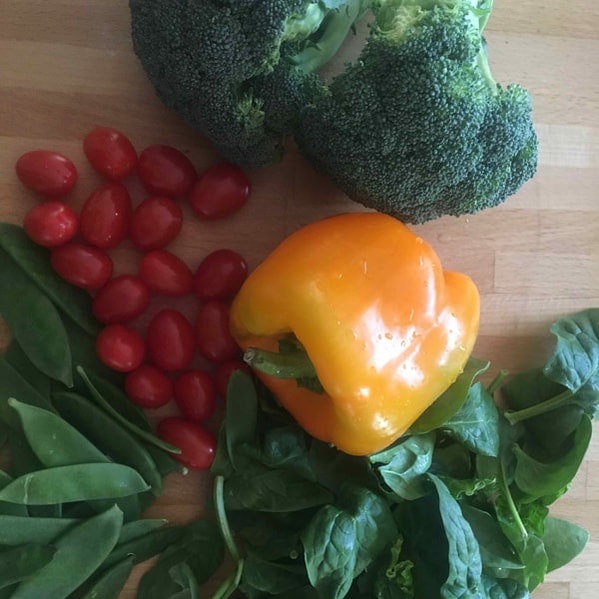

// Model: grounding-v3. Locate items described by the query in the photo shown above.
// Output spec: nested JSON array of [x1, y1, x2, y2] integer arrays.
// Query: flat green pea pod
[[0, 248, 73, 387], [0, 514, 80, 545], [52, 391, 163, 495], [0, 463, 150, 505], [0, 223, 99, 336], [3, 339, 52, 397], [117, 518, 169, 545], [11, 505, 123, 599], [0, 471, 28, 517], [9, 398, 108, 468], [79, 556, 135, 599], [0, 359, 55, 419], [0, 544, 57, 589]]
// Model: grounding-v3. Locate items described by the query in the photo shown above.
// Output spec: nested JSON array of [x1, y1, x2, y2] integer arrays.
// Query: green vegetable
[[79, 556, 134, 599], [0, 544, 57, 589], [0, 515, 81, 545], [542, 517, 589, 573], [130, 0, 537, 223]]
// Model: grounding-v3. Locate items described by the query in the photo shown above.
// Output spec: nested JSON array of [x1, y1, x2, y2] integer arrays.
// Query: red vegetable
[[15, 150, 78, 199], [129, 196, 182, 251], [214, 359, 252, 398], [51, 242, 113, 290], [96, 324, 146, 373], [79, 182, 132, 249], [139, 249, 194, 297], [92, 275, 150, 324], [146, 309, 196, 371], [137, 145, 196, 197], [83, 127, 137, 180], [125, 364, 173, 409], [195, 300, 240, 363], [157, 417, 216, 470], [188, 162, 250, 220], [193, 249, 247, 300], [173, 370, 216, 422], [23, 201, 78, 247]]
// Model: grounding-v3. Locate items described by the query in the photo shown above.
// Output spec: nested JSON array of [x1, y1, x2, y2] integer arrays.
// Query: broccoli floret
[[129, 0, 362, 167], [130, 0, 537, 223], [295, 0, 538, 222]]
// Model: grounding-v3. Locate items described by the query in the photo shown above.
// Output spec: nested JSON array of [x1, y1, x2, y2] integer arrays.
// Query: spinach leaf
[[479, 575, 530, 599], [225, 371, 258, 468], [169, 562, 199, 599], [444, 382, 500, 457], [542, 516, 589, 572], [439, 476, 496, 500], [369, 433, 435, 500], [430, 441, 472, 479], [301, 486, 396, 599], [410, 358, 490, 434], [513, 414, 592, 501], [240, 552, 310, 597]]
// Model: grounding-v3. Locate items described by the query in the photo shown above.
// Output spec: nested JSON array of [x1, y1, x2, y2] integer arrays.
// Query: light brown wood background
[[1, 1, 598, 597]]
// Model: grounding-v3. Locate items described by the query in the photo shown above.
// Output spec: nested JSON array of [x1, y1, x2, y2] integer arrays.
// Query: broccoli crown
[[129, 0, 349, 167], [295, 0, 538, 223]]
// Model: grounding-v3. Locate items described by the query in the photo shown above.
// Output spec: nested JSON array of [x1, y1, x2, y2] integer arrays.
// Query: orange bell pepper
[[230, 213, 480, 455]]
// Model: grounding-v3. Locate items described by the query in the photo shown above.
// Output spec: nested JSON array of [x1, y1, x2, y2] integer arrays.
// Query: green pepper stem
[[244, 347, 319, 379], [504, 389, 574, 425]]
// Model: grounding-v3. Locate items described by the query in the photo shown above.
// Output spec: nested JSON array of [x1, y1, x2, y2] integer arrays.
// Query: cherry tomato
[[15, 150, 77, 199], [146, 309, 196, 371], [139, 250, 194, 296], [173, 370, 216, 422], [125, 364, 173, 409], [214, 359, 252, 398], [193, 249, 247, 300], [83, 127, 137, 180], [137, 145, 196, 197], [157, 418, 216, 470], [195, 300, 240, 363], [188, 162, 250, 220], [23, 201, 78, 247], [79, 182, 132, 249], [92, 275, 150, 324], [51, 242, 113, 290], [96, 324, 145, 373], [129, 196, 182, 251]]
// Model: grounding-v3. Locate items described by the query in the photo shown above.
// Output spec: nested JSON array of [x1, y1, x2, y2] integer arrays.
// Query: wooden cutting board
[[1, 1, 598, 597]]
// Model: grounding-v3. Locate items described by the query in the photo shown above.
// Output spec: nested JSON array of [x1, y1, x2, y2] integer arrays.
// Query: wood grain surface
[[1, 1, 598, 597]]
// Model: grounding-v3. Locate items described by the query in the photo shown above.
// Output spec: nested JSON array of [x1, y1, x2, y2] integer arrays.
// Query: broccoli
[[130, 0, 538, 224]]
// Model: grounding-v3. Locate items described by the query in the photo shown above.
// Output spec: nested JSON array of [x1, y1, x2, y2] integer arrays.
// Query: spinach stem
[[487, 369, 509, 396], [214, 475, 241, 563], [500, 460, 527, 540], [503, 389, 574, 424]]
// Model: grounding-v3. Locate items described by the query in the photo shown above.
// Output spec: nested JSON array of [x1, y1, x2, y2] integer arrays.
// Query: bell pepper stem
[[244, 347, 319, 380]]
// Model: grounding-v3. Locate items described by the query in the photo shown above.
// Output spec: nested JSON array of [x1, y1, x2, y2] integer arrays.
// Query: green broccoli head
[[295, 0, 538, 222]]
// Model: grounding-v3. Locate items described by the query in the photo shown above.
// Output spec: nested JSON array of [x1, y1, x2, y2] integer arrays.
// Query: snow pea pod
[[0, 471, 28, 516], [11, 505, 123, 599], [0, 544, 56, 588], [0, 463, 150, 505], [80, 556, 134, 599], [117, 518, 169, 545], [9, 398, 108, 468], [0, 514, 80, 545], [78, 367, 180, 454], [4, 339, 51, 397], [0, 223, 99, 336], [0, 358, 56, 417], [52, 391, 163, 495], [0, 248, 72, 387]]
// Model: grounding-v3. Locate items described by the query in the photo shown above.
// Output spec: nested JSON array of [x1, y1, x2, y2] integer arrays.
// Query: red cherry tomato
[[92, 275, 150, 324], [214, 359, 252, 398], [193, 249, 247, 300], [83, 127, 137, 180], [96, 324, 145, 373], [138, 250, 193, 297], [157, 418, 216, 470], [129, 196, 182, 251], [79, 182, 132, 249], [195, 300, 240, 363], [15, 150, 78, 199], [173, 370, 216, 422], [51, 242, 112, 290], [23, 201, 78, 247], [146, 309, 196, 371], [125, 364, 173, 409], [188, 162, 250, 220], [137, 145, 196, 197]]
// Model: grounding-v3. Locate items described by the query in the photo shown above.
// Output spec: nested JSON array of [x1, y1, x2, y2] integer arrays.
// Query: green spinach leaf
[[542, 516, 589, 572]]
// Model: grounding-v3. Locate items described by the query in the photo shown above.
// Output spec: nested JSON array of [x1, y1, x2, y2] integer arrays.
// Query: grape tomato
[[173, 370, 216, 422], [51, 242, 113, 290], [188, 162, 250, 220], [195, 300, 240, 363], [92, 275, 150, 324], [157, 418, 216, 470], [146, 309, 196, 371], [15, 150, 78, 199], [125, 364, 173, 409], [129, 196, 182, 251], [83, 127, 137, 180], [193, 249, 247, 300], [23, 201, 78, 247], [96, 324, 146, 373], [138, 145, 196, 197], [139, 250, 194, 297]]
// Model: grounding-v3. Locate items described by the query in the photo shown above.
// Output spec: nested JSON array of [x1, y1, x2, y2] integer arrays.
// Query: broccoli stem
[[288, 0, 369, 73]]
